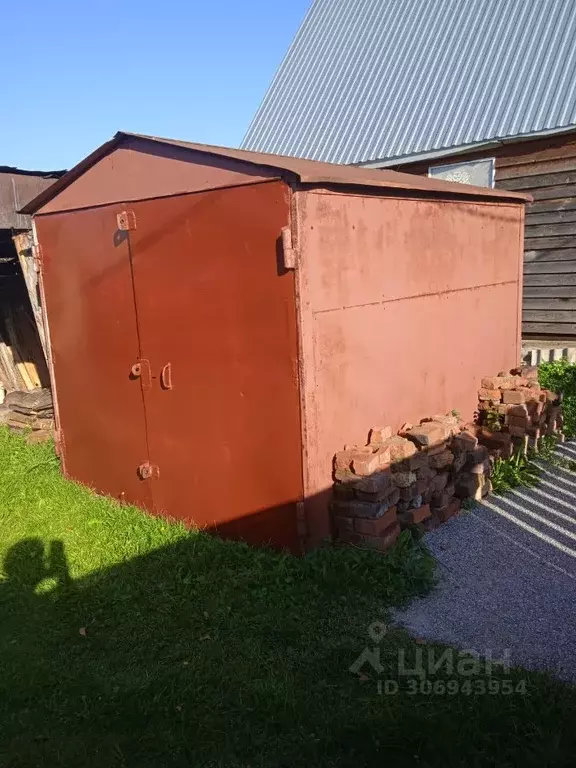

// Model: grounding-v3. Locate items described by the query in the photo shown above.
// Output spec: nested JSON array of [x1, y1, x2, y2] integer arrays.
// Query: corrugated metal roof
[[242, 0, 576, 165], [21, 131, 529, 215]]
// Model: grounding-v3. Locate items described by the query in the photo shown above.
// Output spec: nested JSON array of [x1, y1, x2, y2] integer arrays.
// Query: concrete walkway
[[394, 441, 576, 682]]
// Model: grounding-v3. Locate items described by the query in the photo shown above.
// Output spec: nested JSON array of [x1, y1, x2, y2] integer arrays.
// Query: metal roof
[[21, 131, 529, 215], [242, 0, 576, 166], [0, 169, 64, 230]]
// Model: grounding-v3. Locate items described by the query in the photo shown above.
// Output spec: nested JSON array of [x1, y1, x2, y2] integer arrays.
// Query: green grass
[[1, 429, 576, 766], [539, 359, 576, 438]]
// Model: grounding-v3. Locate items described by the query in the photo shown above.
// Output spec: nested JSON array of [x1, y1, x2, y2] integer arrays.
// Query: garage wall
[[393, 132, 576, 339], [296, 189, 524, 544]]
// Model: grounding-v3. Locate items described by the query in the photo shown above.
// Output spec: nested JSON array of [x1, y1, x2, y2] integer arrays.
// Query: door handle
[[160, 362, 173, 390]]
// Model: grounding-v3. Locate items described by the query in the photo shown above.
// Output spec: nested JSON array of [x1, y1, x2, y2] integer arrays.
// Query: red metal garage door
[[125, 182, 303, 550], [37, 204, 152, 509]]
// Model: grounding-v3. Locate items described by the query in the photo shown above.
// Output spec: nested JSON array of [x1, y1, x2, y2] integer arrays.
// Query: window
[[428, 158, 495, 188]]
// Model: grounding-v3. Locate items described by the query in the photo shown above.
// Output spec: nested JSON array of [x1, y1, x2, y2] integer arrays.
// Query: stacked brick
[[476, 365, 563, 453], [332, 417, 477, 551], [331, 364, 562, 553]]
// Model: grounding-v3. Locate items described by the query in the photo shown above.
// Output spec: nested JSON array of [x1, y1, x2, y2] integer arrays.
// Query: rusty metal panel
[[0, 170, 61, 229], [35, 205, 152, 509], [36, 143, 279, 216], [127, 181, 303, 551], [23, 132, 529, 217], [295, 190, 524, 545]]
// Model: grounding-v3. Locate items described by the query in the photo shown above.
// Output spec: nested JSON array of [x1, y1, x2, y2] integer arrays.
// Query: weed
[[484, 406, 502, 432], [539, 360, 576, 438], [491, 448, 540, 494]]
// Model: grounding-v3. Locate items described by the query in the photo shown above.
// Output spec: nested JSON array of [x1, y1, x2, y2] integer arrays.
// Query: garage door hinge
[[138, 462, 159, 480], [281, 226, 297, 269], [117, 210, 137, 231]]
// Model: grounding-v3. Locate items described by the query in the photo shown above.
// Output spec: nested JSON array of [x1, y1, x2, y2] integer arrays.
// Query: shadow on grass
[[0, 529, 575, 768]]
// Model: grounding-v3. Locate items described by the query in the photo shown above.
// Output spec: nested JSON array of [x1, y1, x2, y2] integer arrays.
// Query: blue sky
[[3, 0, 310, 171]]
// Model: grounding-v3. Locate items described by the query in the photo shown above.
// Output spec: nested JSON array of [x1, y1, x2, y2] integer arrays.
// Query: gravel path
[[394, 441, 576, 682]]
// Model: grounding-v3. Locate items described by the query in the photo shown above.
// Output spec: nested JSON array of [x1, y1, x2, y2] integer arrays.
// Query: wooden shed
[[24, 132, 528, 551]]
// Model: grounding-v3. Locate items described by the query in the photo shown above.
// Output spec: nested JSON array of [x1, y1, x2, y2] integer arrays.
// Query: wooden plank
[[525, 236, 576, 250], [497, 157, 576, 180], [13, 233, 47, 358], [529, 184, 576, 201], [524, 298, 576, 310], [524, 273, 576, 286], [525, 210, 576, 226], [498, 139, 576, 168], [524, 260, 576, 275], [524, 286, 576, 298], [523, 321, 576, 336], [527, 198, 576, 214], [523, 309, 576, 323], [525, 249, 576, 262], [524, 222, 576, 237], [499, 170, 576, 191]]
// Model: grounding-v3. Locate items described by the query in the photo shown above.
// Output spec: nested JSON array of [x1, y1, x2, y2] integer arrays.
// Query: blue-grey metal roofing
[[242, 0, 576, 166]]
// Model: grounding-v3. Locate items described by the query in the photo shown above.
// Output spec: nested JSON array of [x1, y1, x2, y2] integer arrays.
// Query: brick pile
[[330, 365, 562, 553], [476, 365, 563, 453]]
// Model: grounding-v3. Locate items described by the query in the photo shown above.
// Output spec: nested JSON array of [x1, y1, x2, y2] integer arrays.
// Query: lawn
[[0, 428, 575, 767]]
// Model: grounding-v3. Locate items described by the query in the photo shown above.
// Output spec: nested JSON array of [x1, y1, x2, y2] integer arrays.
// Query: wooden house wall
[[392, 132, 576, 338]]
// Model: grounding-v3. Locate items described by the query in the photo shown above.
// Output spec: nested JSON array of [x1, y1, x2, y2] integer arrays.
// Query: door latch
[[137, 462, 159, 480], [117, 210, 137, 231], [130, 358, 151, 389]]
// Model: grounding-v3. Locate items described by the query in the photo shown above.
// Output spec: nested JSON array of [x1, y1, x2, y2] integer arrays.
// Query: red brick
[[502, 390, 525, 405], [416, 479, 429, 495], [507, 414, 529, 428], [409, 450, 430, 470], [369, 426, 392, 445], [431, 489, 454, 508], [451, 431, 478, 452], [478, 388, 502, 401], [455, 473, 484, 501], [374, 445, 392, 468], [406, 422, 450, 448], [436, 498, 461, 523], [386, 436, 418, 462], [429, 450, 454, 470], [431, 472, 449, 492], [508, 425, 526, 437], [334, 450, 354, 473], [333, 483, 356, 500], [351, 451, 380, 476], [332, 499, 385, 519], [426, 441, 450, 456], [386, 487, 401, 507], [416, 465, 437, 483], [400, 484, 419, 501], [527, 401, 543, 423], [403, 504, 432, 525], [465, 445, 489, 466], [333, 515, 355, 534], [481, 376, 518, 391], [334, 467, 360, 483], [354, 507, 398, 535], [507, 404, 528, 419], [521, 365, 539, 380], [357, 523, 401, 552], [392, 471, 417, 489]]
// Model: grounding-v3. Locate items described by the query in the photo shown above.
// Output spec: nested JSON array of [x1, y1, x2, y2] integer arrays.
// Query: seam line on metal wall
[[312, 279, 518, 315]]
